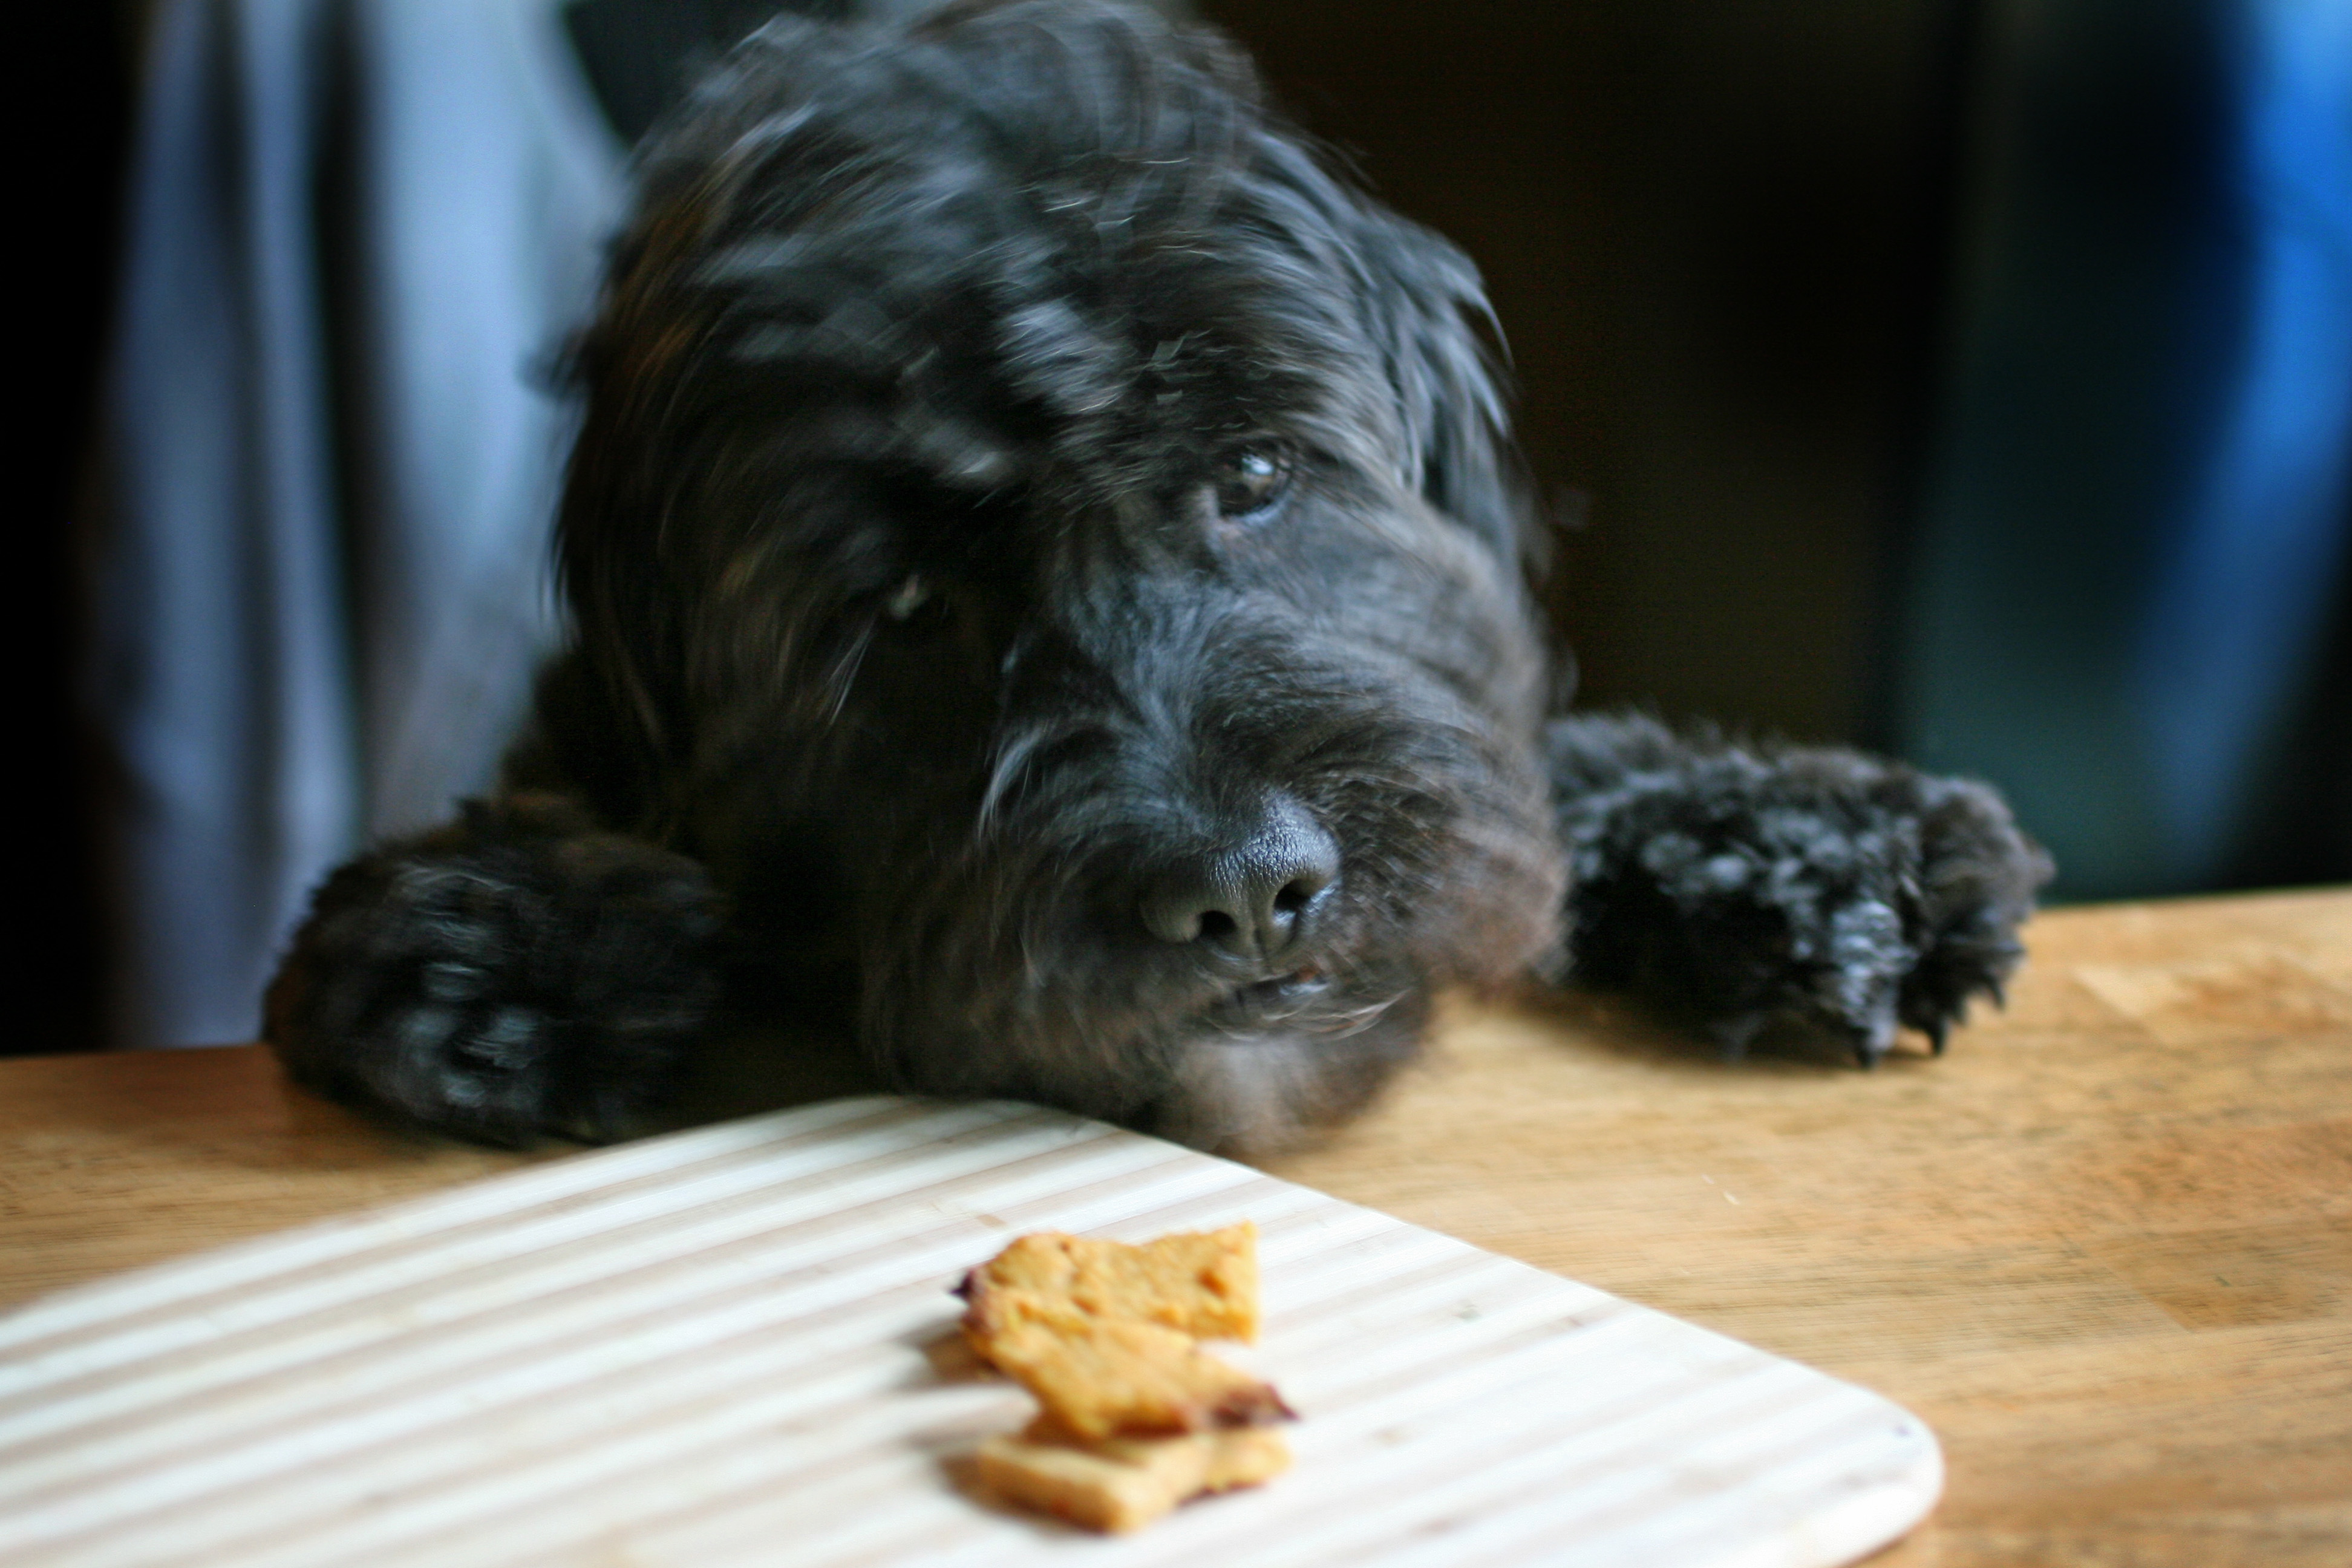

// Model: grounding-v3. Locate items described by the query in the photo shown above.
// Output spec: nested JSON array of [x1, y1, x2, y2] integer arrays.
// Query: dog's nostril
[[1138, 797, 1339, 964]]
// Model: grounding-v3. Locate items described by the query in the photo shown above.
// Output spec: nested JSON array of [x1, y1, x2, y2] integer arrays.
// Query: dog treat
[[975, 1417, 1292, 1534], [959, 1224, 1260, 1345], [981, 1315, 1293, 1440], [958, 1226, 1295, 1531]]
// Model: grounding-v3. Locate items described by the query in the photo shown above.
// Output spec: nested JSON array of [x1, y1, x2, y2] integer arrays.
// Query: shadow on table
[[1499, 981, 1945, 1077]]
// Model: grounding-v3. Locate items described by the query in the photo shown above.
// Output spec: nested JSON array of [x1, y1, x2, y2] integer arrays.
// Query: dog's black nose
[[1140, 795, 1339, 964]]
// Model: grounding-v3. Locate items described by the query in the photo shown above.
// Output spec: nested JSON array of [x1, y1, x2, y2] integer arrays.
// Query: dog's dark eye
[[1212, 447, 1292, 519], [884, 574, 933, 621], [880, 572, 954, 637]]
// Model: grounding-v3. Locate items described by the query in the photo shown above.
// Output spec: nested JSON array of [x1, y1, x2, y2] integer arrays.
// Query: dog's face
[[558, 1, 1566, 1149]]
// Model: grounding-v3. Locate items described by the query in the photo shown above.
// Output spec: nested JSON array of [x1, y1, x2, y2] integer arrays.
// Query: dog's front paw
[[266, 796, 724, 1145], [1554, 727, 2051, 1063], [1890, 772, 2057, 1049]]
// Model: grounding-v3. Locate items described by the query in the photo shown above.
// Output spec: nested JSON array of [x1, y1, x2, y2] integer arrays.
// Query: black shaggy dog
[[266, 0, 2050, 1153]]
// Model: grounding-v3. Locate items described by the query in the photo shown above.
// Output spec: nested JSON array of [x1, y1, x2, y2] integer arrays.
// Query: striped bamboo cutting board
[[0, 1098, 1939, 1567]]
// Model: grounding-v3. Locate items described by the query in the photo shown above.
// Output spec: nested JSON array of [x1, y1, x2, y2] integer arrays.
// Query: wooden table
[[4, 889, 2347, 1565]]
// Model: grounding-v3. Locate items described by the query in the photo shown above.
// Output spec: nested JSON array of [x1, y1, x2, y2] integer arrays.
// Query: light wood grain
[[3, 889, 2347, 1564]]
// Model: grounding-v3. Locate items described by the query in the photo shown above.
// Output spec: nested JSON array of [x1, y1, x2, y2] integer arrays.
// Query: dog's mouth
[[1234, 965, 1328, 1013], [1198, 962, 1406, 1040]]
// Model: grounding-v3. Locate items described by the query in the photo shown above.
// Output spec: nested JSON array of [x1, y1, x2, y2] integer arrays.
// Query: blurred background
[[22, 0, 2350, 1054]]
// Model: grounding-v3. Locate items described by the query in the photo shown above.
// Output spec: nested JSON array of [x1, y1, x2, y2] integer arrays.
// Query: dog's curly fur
[[266, 0, 2049, 1153]]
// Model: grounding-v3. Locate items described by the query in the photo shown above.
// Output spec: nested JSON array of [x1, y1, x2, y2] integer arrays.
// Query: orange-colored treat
[[974, 1419, 1292, 1534], [956, 1224, 1293, 1530], [959, 1224, 1259, 1347], [981, 1315, 1293, 1440]]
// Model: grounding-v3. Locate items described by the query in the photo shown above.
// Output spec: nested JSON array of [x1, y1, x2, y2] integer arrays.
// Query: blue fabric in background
[[81, 0, 890, 1051], [87, 0, 624, 1048], [1896, 0, 2352, 901]]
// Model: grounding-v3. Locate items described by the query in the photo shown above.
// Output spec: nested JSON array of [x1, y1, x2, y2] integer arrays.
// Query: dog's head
[[558, 0, 1566, 1149]]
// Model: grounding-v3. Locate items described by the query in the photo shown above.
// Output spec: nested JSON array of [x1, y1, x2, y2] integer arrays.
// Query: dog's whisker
[[818, 623, 877, 726]]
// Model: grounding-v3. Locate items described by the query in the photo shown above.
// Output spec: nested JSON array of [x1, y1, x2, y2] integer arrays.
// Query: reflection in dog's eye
[[884, 573, 934, 622], [1214, 448, 1292, 519]]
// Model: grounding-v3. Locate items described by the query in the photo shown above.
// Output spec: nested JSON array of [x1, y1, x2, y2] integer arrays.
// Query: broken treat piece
[[982, 1315, 1295, 1441], [975, 1418, 1293, 1534], [959, 1224, 1259, 1345], [955, 1225, 1295, 1531]]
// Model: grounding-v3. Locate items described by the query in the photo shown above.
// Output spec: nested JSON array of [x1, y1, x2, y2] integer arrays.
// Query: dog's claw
[[1850, 1009, 1896, 1070], [1711, 1012, 1765, 1062]]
